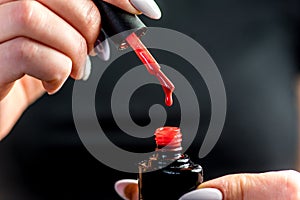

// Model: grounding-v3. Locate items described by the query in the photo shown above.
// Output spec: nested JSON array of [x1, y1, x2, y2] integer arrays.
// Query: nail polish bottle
[[138, 127, 203, 200]]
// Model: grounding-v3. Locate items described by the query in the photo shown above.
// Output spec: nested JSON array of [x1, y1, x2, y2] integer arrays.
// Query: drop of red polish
[[162, 86, 173, 107]]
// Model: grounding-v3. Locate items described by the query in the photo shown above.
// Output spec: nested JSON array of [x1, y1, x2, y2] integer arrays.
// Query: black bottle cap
[[93, 0, 147, 50]]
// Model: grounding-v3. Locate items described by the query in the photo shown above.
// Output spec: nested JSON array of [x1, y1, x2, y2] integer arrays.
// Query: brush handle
[[93, 0, 147, 49]]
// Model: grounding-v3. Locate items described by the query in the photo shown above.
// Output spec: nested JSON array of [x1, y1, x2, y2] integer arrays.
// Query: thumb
[[198, 170, 300, 200], [115, 179, 138, 200]]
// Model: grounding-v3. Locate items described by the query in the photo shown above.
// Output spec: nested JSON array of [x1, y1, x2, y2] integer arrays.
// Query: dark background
[[1, 0, 299, 199]]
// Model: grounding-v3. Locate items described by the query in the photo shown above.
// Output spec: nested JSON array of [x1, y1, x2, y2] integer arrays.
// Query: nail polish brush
[[93, 0, 175, 106]]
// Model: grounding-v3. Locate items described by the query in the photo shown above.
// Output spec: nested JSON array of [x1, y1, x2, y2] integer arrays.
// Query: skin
[[0, 0, 140, 140], [1, 1, 299, 198], [122, 170, 300, 200], [124, 183, 139, 200], [198, 170, 300, 200]]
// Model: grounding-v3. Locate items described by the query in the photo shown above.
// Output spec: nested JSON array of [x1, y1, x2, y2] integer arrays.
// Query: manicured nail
[[179, 188, 223, 200], [94, 30, 110, 61], [114, 179, 138, 200], [82, 55, 91, 81], [130, 0, 162, 19]]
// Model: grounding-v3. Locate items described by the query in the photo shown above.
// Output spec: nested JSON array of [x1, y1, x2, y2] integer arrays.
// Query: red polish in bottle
[[138, 127, 203, 200]]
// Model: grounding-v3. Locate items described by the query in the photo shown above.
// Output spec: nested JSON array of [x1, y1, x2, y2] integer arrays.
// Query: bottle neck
[[150, 127, 183, 168], [155, 146, 182, 160]]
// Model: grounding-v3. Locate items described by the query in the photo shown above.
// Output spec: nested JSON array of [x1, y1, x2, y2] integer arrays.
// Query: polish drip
[[125, 33, 175, 106]]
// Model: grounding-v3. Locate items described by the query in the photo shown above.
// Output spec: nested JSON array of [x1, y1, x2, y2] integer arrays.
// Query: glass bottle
[[138, 127, 203, 200]]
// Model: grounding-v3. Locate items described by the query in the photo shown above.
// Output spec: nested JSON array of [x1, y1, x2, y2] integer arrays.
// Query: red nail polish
[[138, 127, 203, 199], [126, 33, 175, 107], [93, 1, 175, 106]]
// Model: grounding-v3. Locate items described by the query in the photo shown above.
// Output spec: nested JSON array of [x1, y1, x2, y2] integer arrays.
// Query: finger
[[105, 0, 162, 19], [0, 0, 15, 4], [0, 1, 86, 79], [179, 188, 222, 200], [18, 75, 45, 104], [36, 0, 100, 53], [0, 37, 72, 94], [115, 179, 138, 200], [0, 75, 44, 140], [198, 170, 300, 200], [104, 0, 140, 14]]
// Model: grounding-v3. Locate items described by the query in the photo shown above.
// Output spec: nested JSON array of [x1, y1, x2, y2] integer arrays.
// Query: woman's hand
[[115, 170, 300, 200], [0, 0, 161, 140]]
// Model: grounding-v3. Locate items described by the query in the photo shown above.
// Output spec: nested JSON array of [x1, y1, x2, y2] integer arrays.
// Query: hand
[[115, 179, 139, 200], [115, 170, 300, 200], [0, 0, 162, 140]]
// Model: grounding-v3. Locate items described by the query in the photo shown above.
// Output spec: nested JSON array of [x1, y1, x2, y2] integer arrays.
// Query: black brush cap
[[93, 0, 147, 49]]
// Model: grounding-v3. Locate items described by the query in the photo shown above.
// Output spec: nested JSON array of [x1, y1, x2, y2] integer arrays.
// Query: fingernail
[[82, 55, 91, 81], [94, 30, 110, 61], [44, 79, 65, 95], [114, 179, 138, 200], [179, 188, 223, 200], [130, 0, 162, 19], [47, 89, 59, 95]]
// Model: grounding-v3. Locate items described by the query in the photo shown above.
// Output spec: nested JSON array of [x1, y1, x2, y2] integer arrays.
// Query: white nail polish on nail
[[130, 0, 162, 19], [94, 30, 110, 61], [114, 179, 138, 200], [82, 56, 91, 81], [179, 188, 223, 200]]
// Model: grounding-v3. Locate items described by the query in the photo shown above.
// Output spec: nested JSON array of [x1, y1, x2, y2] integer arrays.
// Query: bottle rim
[[154, 126, 182, 149]]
